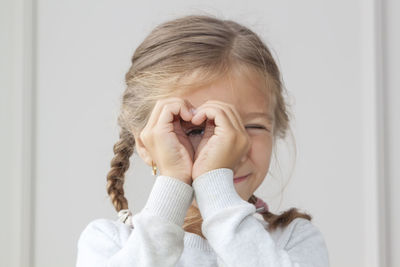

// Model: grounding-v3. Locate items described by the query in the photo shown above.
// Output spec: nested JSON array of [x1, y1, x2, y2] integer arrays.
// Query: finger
[[191, 105, 236, 134], [143, 98, 173, 131], [196, 102, 251, 154], [203, 101, 246, 131], [146, 98, 193, 130], [193, 102, 243, 133], [157, 100, 193, 128]]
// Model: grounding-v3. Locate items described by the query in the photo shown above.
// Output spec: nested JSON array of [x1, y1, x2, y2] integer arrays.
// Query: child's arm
[[76, 175, 194, 267], [193, 168, 330, 267]]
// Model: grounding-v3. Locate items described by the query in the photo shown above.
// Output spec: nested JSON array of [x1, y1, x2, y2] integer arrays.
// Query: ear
[[132, 131, 153, 167]]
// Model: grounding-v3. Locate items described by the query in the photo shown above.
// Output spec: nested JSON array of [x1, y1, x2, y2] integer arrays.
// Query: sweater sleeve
[[76, 175, 194, 267], [192, 168, 330, 267]]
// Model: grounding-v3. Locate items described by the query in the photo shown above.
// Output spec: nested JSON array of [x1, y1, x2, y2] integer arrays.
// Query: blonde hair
[[106, 14, 311, 238]]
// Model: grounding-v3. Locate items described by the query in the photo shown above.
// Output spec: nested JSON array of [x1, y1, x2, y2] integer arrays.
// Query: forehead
[[177, 66, 273, 121]]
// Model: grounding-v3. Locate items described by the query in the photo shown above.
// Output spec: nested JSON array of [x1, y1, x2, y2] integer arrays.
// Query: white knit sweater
[[76, 168, 330, 267]]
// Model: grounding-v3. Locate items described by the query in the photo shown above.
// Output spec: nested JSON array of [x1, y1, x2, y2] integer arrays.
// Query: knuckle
[[163, 101, 178, 110], [139, 130, 145, 140], [151, 100, 162, 113], [140, 133, 147, 145], [154, 99, 162, 108], [156, 98, 172, 108], [159, 104, 171, 116], [140, 130, 149, 143]]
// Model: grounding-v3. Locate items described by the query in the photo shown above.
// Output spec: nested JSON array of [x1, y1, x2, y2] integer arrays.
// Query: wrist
[[159, 171, 192, 185], [192, 167, 218, 181]]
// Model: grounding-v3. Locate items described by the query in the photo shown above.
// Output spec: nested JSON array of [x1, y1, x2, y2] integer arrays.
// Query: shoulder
[[77, 218, 132, 251], [255, 214, 330, 265], [281, 218, 330, 265], [283, 217, 325, 246]]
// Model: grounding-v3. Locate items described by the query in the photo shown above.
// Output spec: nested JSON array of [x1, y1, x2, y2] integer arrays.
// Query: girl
[[76, 14, 329, 267]]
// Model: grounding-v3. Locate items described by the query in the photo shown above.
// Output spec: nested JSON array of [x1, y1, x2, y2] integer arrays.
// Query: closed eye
[[245, 125, 270, 132]]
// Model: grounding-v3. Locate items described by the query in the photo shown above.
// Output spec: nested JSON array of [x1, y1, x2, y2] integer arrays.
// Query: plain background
[[1, 0, 399, 267]]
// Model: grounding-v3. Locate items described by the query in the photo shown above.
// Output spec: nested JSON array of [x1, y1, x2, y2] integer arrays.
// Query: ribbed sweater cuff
[[143, 175, 194, 227], [192, 168, 249, 219]]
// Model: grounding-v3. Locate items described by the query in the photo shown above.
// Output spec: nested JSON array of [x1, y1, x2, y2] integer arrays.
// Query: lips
[[234, 173, 250, 183], [234, 174, 248, 179]]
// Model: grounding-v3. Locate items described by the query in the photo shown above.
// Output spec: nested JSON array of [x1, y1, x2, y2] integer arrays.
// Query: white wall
[[0, 0, 34, 266], [382, 0, 400, 265], [1, 0, 398, 266]]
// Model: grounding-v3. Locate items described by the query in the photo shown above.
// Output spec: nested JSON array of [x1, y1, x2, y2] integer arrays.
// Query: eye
[[245, 125, 270, 132], [185, 127, 205, 136]]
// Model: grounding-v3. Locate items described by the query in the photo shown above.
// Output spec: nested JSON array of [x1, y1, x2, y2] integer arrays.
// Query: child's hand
[[190, 100, 251, 180], [139, 97, 196, 185]]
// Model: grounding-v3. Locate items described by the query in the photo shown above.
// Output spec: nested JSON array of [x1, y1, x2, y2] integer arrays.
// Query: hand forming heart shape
[[137, 97, 250, 185]]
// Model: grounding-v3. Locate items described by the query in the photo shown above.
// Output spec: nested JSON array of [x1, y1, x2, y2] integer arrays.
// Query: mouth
[[234, 173, 250, 183]]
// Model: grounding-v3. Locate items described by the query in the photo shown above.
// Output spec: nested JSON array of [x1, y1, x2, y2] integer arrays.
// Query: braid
[[106, 128, 135, 212], [183, 205, 205, 239], [248, 194, 312, 231]]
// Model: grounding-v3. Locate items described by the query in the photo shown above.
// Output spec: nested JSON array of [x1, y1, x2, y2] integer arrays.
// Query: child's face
[[177, 68, 274, 202]]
